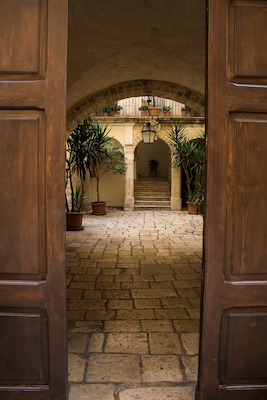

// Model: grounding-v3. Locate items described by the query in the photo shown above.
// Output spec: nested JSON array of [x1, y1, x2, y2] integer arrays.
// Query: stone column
[[171, 166, 182, 210], [124, 151, 135, 210], [123, 124, 135, 211]]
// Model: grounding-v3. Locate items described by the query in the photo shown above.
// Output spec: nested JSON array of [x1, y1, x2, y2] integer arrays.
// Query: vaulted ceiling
[[67, 0, 206, 111]]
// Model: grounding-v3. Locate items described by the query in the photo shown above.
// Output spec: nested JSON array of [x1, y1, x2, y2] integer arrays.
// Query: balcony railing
[[92, 97, 203, 119]]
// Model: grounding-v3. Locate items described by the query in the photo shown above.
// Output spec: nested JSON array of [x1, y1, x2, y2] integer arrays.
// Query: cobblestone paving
[[66, 210, 203, 400]]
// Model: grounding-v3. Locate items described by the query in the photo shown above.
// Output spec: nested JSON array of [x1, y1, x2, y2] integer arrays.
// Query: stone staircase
[[134, 178, 171, 210]]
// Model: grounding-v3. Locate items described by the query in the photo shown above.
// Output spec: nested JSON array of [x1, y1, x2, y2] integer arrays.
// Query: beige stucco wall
[[90, 172, 125, 207]]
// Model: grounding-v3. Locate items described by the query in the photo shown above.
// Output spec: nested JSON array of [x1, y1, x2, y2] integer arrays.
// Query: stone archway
[[66, 79, 205, 133]]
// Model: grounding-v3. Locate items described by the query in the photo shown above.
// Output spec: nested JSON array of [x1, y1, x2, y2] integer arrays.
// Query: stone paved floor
[[66, 210, 203, 400]]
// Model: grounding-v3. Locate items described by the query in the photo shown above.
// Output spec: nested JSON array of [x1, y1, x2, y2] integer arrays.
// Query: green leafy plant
[[167, 124, 205, 201], [139, 105, 148, 111], [72, 186, 88, 211], [181, 105, 191, 112], [66, 118, 96, 212], [66, 118, 118, 211], [162, 105, 171, 112], [101, 104, 123, 114], [193, 181, 204, 214], [111, 104, 123, 112]]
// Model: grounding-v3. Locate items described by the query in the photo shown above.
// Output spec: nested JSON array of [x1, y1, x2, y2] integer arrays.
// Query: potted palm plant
[[90, 125, 127, 215], [65, 118, 95, 230], [167, 124, 205, 214]]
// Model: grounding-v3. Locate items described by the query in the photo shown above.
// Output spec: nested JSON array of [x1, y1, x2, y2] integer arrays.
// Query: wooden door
[[0, 1, 68, 399], [198, 1, 267, 399]]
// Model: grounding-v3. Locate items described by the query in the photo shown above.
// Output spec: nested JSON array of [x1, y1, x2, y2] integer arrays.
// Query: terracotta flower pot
[[91, 201, 106, 215], [164, 111, 171, 117], [141, 111, 148, 117], [66, 212, 85, 231], [187, 201, 199, 215], [148, 106, 160, 116]]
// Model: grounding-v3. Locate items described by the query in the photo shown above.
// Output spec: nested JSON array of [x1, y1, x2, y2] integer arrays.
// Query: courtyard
[[66, 210, 203, 400]]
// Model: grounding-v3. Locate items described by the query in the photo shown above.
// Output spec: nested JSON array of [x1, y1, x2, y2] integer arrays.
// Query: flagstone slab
[[119, 386, 195, 400], [141, 355, 183, 382], [149, 332, 183, 354], [86, 354, 141, 383], [105, 333, 149, 354]]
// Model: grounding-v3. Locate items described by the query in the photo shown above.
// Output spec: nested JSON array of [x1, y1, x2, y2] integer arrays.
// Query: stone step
[[136, 178, 169, 181], [135, 183, 170, 187], [135, 187, 170, 191], [134, 179, 171, 210], [135, 187, 170, 190], [135, 197, 170, 202], [134, 205, 171, 210], [135, 192, 170, 197], [135, 200, 170, 206], [136, 181, 170, 186], [135, 189, 170, 192]]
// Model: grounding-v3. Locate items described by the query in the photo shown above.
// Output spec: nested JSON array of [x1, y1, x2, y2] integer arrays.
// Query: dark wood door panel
[[219, 308, 267, 384], [228, 0, 267, 83], [0, 0, 47, 80], [222, 282, 267, 308], [228, 85, 267, 112], [0, 282, 47, 308], [0, 111, 46, 280], [0, 387, 49, 400], [0, 310, 49, 384], [219, 386, 267, 400], [0, 81, 46, 108], [225, 113, 267, 280]]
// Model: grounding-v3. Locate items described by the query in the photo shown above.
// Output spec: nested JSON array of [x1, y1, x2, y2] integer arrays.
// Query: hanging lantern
[[141, 122, 156, 144]]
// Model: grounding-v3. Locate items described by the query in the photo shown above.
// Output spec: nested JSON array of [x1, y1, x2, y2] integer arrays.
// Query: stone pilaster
[[124, 152, 135, 210], [171, 166, 182, 211]]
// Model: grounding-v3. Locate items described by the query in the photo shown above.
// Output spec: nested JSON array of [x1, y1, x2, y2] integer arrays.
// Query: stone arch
[[133, 127, 171, 152], [66, 79, 205, 132], [110, 136, 124, 151]]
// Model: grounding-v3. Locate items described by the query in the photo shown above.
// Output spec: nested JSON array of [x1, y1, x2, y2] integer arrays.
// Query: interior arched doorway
[[133, 138, 172, 210], [135, 138, 170, 180]]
